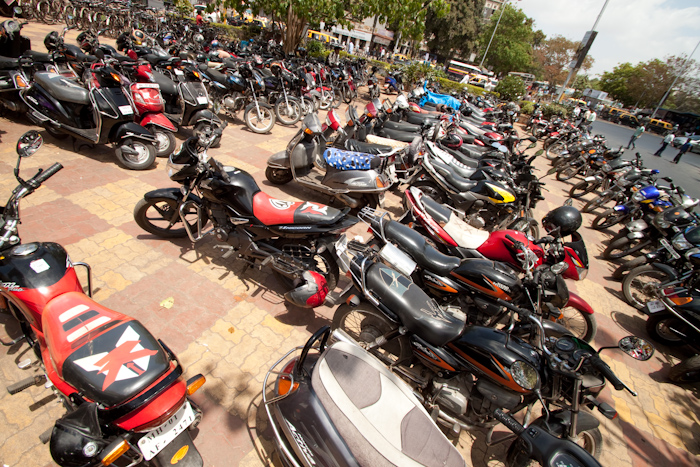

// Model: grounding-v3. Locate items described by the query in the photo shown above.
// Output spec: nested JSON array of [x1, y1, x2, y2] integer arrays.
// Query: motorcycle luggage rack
[[180, 201, 213, 242]]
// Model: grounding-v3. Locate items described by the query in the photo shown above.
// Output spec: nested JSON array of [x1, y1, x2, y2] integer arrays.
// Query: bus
[[307, 30, 340, 47], [446, 60, 482, 83], [508, 72, 536, 89]]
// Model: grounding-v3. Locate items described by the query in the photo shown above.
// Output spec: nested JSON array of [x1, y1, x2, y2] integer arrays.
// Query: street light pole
[[479, 0, 508, 68], [650, 36, 700, 119]]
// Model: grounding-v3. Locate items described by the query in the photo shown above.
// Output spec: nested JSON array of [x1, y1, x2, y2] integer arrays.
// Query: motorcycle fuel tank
[[450, 258, 523, 301]]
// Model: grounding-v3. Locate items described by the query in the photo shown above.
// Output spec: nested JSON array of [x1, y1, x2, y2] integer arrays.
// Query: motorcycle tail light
[[100, 440, 130, 466], [186, 374, 206, 395], [13, 75, 28, 88], [277, 359, 299, 396], [110, 72, 121, 83], [376, 176, 385, 188], [669, 296, 692, 306]]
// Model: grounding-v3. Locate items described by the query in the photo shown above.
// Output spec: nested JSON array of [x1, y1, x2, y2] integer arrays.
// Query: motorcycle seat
[[143, 53, 170, 66], [204, 67, 229, 86], [430, 158, 479, 192], [366, 262, 465, 346], [25, 50, 53, 63], [378, 127, 420, 143], [439, 145, 480, 169], [344, 139, 393, 155], [365, 134, 410, 150], [376, 217, 461, 277], [152, 70, 178, 97], [34, 72, 90, 105], [42, 291, 170, 408], [0, 55, 19, 69], [383, 120, 422, 133], [323, 148, 382, 171], [406, 112, 439, 126], [311, 341, 466, 467], [252, 191, 343, 226]]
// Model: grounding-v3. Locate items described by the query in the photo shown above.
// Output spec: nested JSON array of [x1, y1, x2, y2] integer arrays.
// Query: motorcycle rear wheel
[[244, 103, 275, 134], [148, 126, 176, 158], [581, 192, 611, 213], [646, 313, 686, 346], [274, 98, 302, 126], [669, 356, 700, 383], [569, 180, 598, 199], [591, 208, 628, 230], [556, 165, 582, 182], [134, 197, 203, 238], [622, 265, 672, 309], [265, 166, 293, 185], [505, 426, 602, 467], [332, 303, 412, 365], [410, 180, 447, 205], [602, 235, 647, 260], [117, 138, 156, 170]]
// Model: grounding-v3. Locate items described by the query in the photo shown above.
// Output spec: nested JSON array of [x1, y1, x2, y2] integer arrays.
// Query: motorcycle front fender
[[567, 292, 595, 315], [150, 429, 203, 467], [140, 112, 177, 132], [190, 109, 220, 125], [649, 262, 681, 281], [111, 122, 156, 143], [531, 410, 600, 438], [267, 150, 290, 169], [143, 188, 203, 205]]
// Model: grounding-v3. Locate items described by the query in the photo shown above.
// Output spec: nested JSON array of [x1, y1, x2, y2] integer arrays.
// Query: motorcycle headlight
[[672, 233, 693, 251], [632, 192, 645, 202], [652, 211, 671, 230], [511, 361, 539, 390]]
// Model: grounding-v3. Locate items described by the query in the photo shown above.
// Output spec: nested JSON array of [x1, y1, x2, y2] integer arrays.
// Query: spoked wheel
[[546, 141, 567, 161], [669, 356, 700, 383], [581, 193, 611, 213], [602, 235, 647, 260], [332, 303, 412, 365], [148, 126, 176, 158], [569, 180, 599, 199], [622, 265, 672, 309], [590, 208, 628, 230], [611, 255, 647, 280], [133, 197, 203, 238], [274, 98, 302, 126], [555, 306, 597, 342], [646, 313, 686, 346], [272, 239, 339, 292], [319, 90, 334, 110], [244, 103, 275, 134], [556, 165, 583, 182], [506, 426, 602, 467]]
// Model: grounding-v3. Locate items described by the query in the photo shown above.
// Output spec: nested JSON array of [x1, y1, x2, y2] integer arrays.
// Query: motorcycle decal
[[299, 202, 328, 216], [379, 268, 411, 296], [1, 281, 24, 292], [450, 272, 511, 300], [284, 420, 316, 466], [419, 300, 451, 323], [270, 199, 295, 210], [413, 341, 455, 371], [486, 184, 515, 204], [73, 325, 158, 391], [29, 258, 51, 274], [423, 273, 458, 293], [448, 344, 529, 394]]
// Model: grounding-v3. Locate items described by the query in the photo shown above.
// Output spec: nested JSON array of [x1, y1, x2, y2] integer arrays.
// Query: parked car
[[672, 134, 700, 153], [647, 118, 673, 134]]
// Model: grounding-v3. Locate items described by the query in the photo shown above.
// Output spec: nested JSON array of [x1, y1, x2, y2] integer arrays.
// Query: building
[[483, 0, 504, 21]]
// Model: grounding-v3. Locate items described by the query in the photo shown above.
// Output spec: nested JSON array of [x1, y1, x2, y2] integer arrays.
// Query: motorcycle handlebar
[[30, 163, 63, 187], [589, 355, 625, 391]]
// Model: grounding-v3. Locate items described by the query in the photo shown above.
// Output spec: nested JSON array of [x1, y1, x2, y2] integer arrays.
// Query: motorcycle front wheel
[[669, 356, 700, 383], [569, 180, 599, 199], [274, 98, 302, 126], [116, 138, 157, 170], [133, 197, 204, 238], [332, 302, 412, 365], [265, 166, 293, 185], [556, 305, 597, 342], [591, 208, 628, 230], [193, 121, 222, 148], [645, 313, 687, 346], [505, 426, 602, 467], [244, 103, 275, 134], [148, 126, 177, 158]]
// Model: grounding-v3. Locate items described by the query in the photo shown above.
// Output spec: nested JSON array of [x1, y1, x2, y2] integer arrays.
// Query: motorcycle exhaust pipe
[[0, 99, 21, 112], [335, 193, 361, 208]]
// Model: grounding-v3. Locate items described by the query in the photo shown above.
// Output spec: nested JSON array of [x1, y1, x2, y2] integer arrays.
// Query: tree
[[598, 62, 637, 106], [478, 4, 536, 75], [237, 0, 448, 55], [424, 0, 484, 62], [532, 35, 594, 87], [494, 75, 525, 101]]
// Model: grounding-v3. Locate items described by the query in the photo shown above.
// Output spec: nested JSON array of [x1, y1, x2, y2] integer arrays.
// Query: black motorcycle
[[133, 125, 357, 307]]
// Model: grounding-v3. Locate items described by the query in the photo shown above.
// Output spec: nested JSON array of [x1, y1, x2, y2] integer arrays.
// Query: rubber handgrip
[[33, 163, 63, 185], [590, 355, 625, 391]]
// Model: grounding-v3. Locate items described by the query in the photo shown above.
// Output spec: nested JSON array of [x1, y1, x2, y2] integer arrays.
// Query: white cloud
[[516, 0, 700, 77]]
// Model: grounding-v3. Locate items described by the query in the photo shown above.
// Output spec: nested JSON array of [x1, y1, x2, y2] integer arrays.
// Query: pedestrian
[[347, 41, 354, 55], [626, 125, 645, 149], [572, 105, 581, 121], [380, 47, 385, 59], [673, 140, 692, 164], [654, 131, 675, 156], [196, 10, 203, 25], [364, 44, 369, 56]]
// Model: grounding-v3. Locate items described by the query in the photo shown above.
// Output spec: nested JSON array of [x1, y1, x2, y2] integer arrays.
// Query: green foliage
[[400, 61, 448, 87], [173, 0, 192, 16], [479, 4, 535, 75], [519, 100, 534, 115], [494, 75, 525, 101], [306, 40, 325, 58], [541, 103, 568, 119], [532, 35, 594, 87], [433, 78, 490, 96], [205, 3, 214, 13], [425, 0, 484, 61]]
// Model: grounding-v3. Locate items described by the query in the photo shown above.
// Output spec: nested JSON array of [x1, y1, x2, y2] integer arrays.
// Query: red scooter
[[1, 131, 205, 467]]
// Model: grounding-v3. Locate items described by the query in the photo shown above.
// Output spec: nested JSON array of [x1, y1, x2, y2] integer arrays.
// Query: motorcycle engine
[[431, 375, 472, 417], [223, 92, 243, 110], [467, 214, 486, 229]]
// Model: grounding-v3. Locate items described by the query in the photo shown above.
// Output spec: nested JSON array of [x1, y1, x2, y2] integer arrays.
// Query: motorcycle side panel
[[322, 167, 382, 192], [199, 167, 261, 215], [267, 150, 290, 169], [23, 84, 82, 127], [476, 230, 544, 269], [110, 121, 155, 144]]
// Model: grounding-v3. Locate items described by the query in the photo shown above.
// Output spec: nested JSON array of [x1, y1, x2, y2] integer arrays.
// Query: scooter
[[1, 131, 206, 467], [21, 52, 158, 171], [265, 326, 607, 467], [266, 112, 396, 209]]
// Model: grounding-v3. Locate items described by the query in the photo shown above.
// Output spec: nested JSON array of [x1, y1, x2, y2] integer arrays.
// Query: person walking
[[627, 125, 645, 149], [673, 140, 692, 164], [347, 41, 354, 55], [572, 105, 581, 122], [654, 132, 675, 156]]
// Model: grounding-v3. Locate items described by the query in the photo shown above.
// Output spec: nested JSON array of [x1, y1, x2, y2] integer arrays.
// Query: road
[[589, 119, 700, 202]]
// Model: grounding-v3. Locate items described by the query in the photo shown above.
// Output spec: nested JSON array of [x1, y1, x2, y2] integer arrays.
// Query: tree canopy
[[478, 4, 536, 75], [531, 35, 594, 86], [424, 0, 484, 62]]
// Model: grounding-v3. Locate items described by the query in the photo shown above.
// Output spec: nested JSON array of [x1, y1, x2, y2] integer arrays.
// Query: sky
[[515, 0, 700, 78]]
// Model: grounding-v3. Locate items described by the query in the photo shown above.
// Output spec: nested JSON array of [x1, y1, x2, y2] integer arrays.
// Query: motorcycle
[[265, 326, 607, 467], [1, 131, 206, 466], [22, 52, 158, 171], [134, 125, 357, 307], [332, 246, 654, 465]]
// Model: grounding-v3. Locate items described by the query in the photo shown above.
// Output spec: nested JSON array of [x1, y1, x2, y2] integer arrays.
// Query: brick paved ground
[[1, 20, 700, 467]]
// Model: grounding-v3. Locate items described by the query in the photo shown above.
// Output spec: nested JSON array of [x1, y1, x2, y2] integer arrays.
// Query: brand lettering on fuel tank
[[1, 282, 23, 291]]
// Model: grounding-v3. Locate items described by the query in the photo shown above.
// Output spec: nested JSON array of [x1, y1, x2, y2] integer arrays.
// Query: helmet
[[542, 206, 582, 236], [76, 31, 97, 53], [44, 31, 60, 52], [131, 29, 145, 46], [116, 32, 129, 51], [162, 32, 174, 46], [284, 271, 328, 308], [194, 33, 204, 44], [210, 39, 219, 49], [442, 133, 462, 149]]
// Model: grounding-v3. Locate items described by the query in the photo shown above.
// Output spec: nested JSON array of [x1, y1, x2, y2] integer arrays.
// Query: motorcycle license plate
[[138, 401, 195, 460], [659, 238, 681, 260], [388, 164, 397, 182], [646, 300, 666, 314], [196, 96, 208, 105], [174, 69, 184, 76], [335, 235, 349, 272], [118, 105, 133, 116], [378, 191, 386, 208]]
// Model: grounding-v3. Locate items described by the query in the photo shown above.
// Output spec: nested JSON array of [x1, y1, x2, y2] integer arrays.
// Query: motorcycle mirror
[[534, 149, 544, 156], [618, 336, 655, 361], [546, 167, 557, 176], [13, 6, 22, 15], [564, 198, 573, 206], [16, 131, 43, 158], [528, 136, 537, 143], [550, 261, 568, 275]]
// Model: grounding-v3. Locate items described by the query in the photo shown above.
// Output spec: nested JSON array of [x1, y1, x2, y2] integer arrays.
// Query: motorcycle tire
[[611, 255, 648, 280], [556, 165, 582, 182], [244, 103, 275, 134], [545, 141, 567, 161], [622, 265, 672, 310], [557, 305, 597, 342], [569, 180, 598, 199], [603, 236, 648, 261], [148, 126, 176, 158], [646, 312, 686, 347], [271, 239, 339, 292], [669, 356, 700, 383], [591, 208, 628, 231], [265, 166, 293, 185], [116, 138, 156, 170], [581, 193, 611, 213], [134, 197, 204, 238], [332, 302, 412, 365], [193, 121, 222, 148], [505, 426, 602, 467], [342, 84, 353, 104], [410, 180, 447, 205], [300, 96, 315, 115], [319, 90, 334, 110], [274, 98, 302, 126]]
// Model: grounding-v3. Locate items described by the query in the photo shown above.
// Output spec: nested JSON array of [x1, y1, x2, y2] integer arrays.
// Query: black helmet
[[542, 206, 582, 236], [116, 32, 130, 51], [77, 31, 97, 53], [442, 133, 462, 149], [44, 31, 60, 51]]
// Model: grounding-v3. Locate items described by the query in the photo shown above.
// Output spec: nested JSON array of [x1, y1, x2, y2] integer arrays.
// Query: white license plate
[[118, 105, 133, 116], [196, 96, 208, 105], [378, 191, 386, 208], [659, 238, 681, 260], [646, 300, 666, 314], [174, 69, 184, 76], [388, 164, 397, 181], [137, 402, 195, 460]]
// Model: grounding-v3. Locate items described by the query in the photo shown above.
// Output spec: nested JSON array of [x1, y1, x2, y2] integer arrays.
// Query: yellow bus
[[307, 30, 340, 47]]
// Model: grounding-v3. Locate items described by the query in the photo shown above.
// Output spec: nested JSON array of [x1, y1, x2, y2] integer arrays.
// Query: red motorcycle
[[1, 131, 205, 467]]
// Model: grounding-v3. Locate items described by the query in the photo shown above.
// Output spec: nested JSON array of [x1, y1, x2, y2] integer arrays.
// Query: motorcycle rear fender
[[567, 292, 594, 315], [649, 262, 680, 281], [190, 109, 220, 125], [140, 112, 177, 132], [150, 429, 203, 467], [111, 122, 156, 144], [143, 188, 203, 205], [267, 150, 290, 169]]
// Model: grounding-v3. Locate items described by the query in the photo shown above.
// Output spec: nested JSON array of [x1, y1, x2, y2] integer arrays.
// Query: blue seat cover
[[323, 148, 379, 171]]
